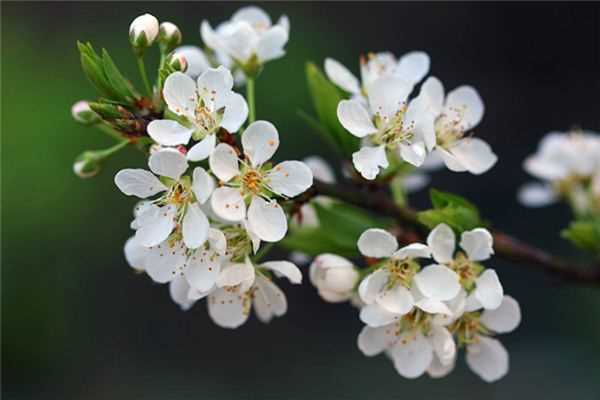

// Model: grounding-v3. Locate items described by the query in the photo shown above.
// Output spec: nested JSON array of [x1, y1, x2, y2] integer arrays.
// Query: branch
[[312, 180, 600, 286]]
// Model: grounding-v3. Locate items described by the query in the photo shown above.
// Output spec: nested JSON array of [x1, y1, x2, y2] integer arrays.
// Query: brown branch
[[312, 180, 600, 286]]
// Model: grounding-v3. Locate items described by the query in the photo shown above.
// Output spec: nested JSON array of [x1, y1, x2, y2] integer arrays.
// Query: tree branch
[[312, 180, 600, 286]]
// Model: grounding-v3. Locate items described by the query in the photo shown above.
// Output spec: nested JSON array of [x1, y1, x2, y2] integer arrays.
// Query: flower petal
[[427, 223, 456, 264], [475, 269, 504, 310], [143, 239, 187, 283], [325, 58, 360, 94], [267, 160, 314, 197], [367, 76, 412, 120], [163, 72, 196, 119], [210, 186, 246, 221], [392, 243, 431, 260], [430, 326, 456, 366], [415, 298, 452, 316], [221, 92, 248, 133], [460, 228, 494, 261], [135, 205, 176, 247], [174, 45, 210, 78], [447, 138, 497, 175], [209, 143, 240, 182], [466, 337, 509, 383], [148, 149, 188, 180], [389, 332, 433, 379], [303, 156, 336, 183], [398, 141, 426, 167], [169, 276, 195, 311], [419, 76, 445, 117], [357, 228, 398, 258], [256, 25, 288, 62], [185, 250, 221, 292], [191, 167, 215, 204], [208, 287, 248, 329], [413, 264, 461, 301], [480, 295, 521, 334], [376, 285, 414, 315], [337, 99, 377, 138], [208, 228, 227, 254], [186, 134, 216, 162], [444, 85, 484, 130], [517, 182, 557, 207], [124, 236, 148, 271], [114, 169, 167, 198], [242, 120, 279, 167], [359, 303, 401, 327], [394, 51, 430, 85], [358, 269, 389, 304], [253, 275, 288, 323], [147, 120, 194, 146], [247, 196, 287, 242], [197, 66, 234, 111], [261, 261, 302, 284], [428, 353, 456, 378], [352, 145, 389, 180], [182, 203, 209, 249], [216, 259, 255, 288], [357, 324, 397, 356]]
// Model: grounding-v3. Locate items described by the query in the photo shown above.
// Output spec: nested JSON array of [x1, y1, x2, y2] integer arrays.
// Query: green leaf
[[304, 62, 359, 156], [561, 217, 600, 255], [430, 188, 477, 212], [77, 42, 132, 102], [417, 188, 482, 233], [101, 49, 137, 101], [280, 200, 390, 258]]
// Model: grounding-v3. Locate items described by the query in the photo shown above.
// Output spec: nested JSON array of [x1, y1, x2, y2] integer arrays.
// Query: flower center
[[448, 311, 488, 347], [242, 169, 264, 195], [385, 258, 419, 288], [373, 105, 415, 149], [435, 108, 468, 148], [449, 252, 482, 290]]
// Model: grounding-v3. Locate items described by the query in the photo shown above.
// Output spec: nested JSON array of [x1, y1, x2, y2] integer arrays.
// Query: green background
[[3, 2, 600, 399]]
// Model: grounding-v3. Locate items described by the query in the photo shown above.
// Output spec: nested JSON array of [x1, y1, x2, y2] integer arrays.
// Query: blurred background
[[2, 2, 600, 399]]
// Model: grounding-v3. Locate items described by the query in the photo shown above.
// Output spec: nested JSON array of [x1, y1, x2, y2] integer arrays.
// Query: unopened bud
[[88, 102, 122, 120], [129, 13, 159, 50], [71, 101, 100, 125], [310, 254, 359, 303], [158, 22, 182, 53], [167, 53, 187, 72], [73, 151, 102, 179]]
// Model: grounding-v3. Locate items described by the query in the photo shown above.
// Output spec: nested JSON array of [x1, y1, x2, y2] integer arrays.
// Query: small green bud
[[158, 22, 182, 53], [129, 13, 159, 52], [71, 100, 100, 125], [73, 150, 102, 178], [167, 52, 187, 72], [88, 102, 122, 120]]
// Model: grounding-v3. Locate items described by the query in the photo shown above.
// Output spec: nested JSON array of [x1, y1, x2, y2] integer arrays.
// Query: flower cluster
[[519, 130, 600, 215], [311, 224, 520, 382], [328, 54, 497, 180]]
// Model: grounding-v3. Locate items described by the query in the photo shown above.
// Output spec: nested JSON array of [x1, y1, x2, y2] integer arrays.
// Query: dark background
[[2, 2, 600, 399]]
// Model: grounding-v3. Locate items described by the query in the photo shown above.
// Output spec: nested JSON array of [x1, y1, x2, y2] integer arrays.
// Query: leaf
[[561, 218, 600, 255], [305, 62, 360, 156], [101, 49, 137, 101], [430, 188, 477, 212], [417, 188, 482, 233]]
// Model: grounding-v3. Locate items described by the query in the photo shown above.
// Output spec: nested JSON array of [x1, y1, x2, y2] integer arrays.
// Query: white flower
[[129, 13, 159, 47], [71, 100, 99, 125], [325, 51, 430, 97], [207, 258, 302, 328], [293, 156, 336, 228], [427, 223, 503, 311], [518, 130, 600, 211], [310, 254, 359, 302], [115, 149, 214, 249], [147, 67, 248, 161], [337, 76, 437, 179], [158, 22, 182, 51], [417, 77, 497, 175], [209, 120, 313, 242], [356, 228, 461, 327], [201, 6, 289, 69]]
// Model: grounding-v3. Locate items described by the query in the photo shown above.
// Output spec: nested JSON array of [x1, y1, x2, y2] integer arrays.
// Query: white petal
[[135, 205, 176, 247], [256, 25, 288, 62], [209, 143, 240, 182], [376, 285, 414, 315], [394, 51, 430, 85], [253, 275, 287, 323], [186, 134, 216, 162], [437, 147, 467, 172], [465, 293, 483, 312], [182, 203, 209, 249], [173, 45, 210, 78], [242, 120, 279, 167], [337, 100, 377, 138], [147, 120, 194, 146], [419, 76, 445, 117], [415, 298, 452, 316], [185, 251, 220, 292], [232, 6, 271, 27], [242, 220, 262, 254], [325, 58, 360, 94], [460, 228, 494, 261], [358, 269, 389, 304], [427, 224, 456, 264], [359, 303, 401, 327], [163, 72, 197, 119], [210, 187, 246, 221], [447, 138, 497, 175], [208, 287, 248, 328], [191, 167, 215, 204], [517, 182, 557, 207], [480, 295, 521, 334], [466, 337, 509, 383], [444, 85, 484, 130], [357, 228, 398, 258], [428, 353, 456, 378], [367, 77, 412, 120], [267, 160, 314, 197], [389, 332, 433, 379], [392, 243, 431, 260], [247, 196, 287, 242], [475, 269, 504, 310], [216, 259, 255, 288], [303, 156, 336, 184], [144, 239, 187, 283], [433, 289, 467, 326], [261, 261, 302, 284], [148, 149, 188, 180], [405, 94, 436, 151], [414, 264, 461, 301], [200, 20, 221, 51], [220, 22, 258, 64], [357, 324, 397, 356], [197, 66, 234, 111], [221, 92, 248, 133], [208, 228, 227, 254], [430, 326, 456, 366], [401, 172, 430, 194], [124, 236, 148, 271], [169, 276, 195, 311], [114, 169, 167, 198], [399, 141, 426, 167], [352, 145, 389, 180]]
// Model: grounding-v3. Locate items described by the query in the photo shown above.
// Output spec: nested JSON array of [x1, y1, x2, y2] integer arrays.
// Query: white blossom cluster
[[327, 53, 498, 180], [311, 224, 521, 382], [519, 130, 600, 215]]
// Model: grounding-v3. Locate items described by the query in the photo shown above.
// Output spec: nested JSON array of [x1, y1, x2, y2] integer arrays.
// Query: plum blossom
[[209, 120, 313, 242], [417, 77, 497, 175], [310, 254, 359, 302], [337, 76, 437, 179], [518, 130, 600, 214], [115, 148, 214, 249], [325, 51, 430, 98], [356, 228, 461, 327], [201, 6, 289, 73], [147, 67, 248, 161]]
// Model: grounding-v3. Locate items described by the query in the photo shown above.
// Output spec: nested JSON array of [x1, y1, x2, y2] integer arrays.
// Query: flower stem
[[246, 77, 256, 123], [136, 56, 153, 98], [97, 139, 130, 158], [95, 123, 125, 142]]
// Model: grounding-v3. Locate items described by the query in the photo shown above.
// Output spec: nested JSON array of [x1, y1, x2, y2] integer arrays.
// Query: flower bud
[[71, 100, 100, 125], [310, 254, 359, 303], [73, 151, 102, 179], [167, 52, 187, 72], [129, 13, 159, 50], [158, 22, 182, 53]]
